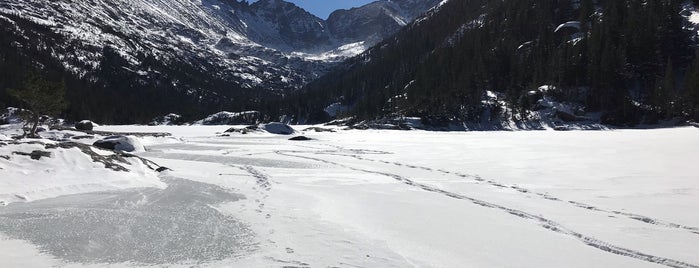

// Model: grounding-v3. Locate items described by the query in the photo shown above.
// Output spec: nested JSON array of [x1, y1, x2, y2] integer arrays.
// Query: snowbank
[[0, 141, 164, 205]]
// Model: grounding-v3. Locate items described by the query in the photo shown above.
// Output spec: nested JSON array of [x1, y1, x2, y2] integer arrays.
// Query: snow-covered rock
[[75, 120, 95, 131], [93, 136, 145, 152], [260, 122, 296, 135]]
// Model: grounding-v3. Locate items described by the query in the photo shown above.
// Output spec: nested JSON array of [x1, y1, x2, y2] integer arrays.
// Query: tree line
[[284, 0, 699, 125]]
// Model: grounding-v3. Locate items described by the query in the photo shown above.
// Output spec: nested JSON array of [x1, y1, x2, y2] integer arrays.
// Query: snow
[[77, 120, 93, 125], [691, 11, 699, 24], [0, 125, 698, 267], [555, 21, 582, 32], [295, 41, 369, 61], [0, 140, 164, 205]]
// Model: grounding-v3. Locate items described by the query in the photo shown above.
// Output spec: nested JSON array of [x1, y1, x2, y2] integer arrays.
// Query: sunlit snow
[[0, 125, 697, 267]]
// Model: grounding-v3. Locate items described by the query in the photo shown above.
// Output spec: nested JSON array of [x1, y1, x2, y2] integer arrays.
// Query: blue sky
[[251, 0, 376, 19]]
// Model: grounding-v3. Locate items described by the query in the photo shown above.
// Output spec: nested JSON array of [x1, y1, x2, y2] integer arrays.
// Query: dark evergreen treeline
[[0, 14, 281, 124], [283, 0, 699, 125]]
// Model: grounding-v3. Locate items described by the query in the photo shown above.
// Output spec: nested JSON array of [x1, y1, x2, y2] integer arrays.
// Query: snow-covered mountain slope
[[0, 0, 319, 90], [0, 0, 442, 123], [0, 0, 442, 88], [244, 0, 333, 52], [327, 0, 443, 44]]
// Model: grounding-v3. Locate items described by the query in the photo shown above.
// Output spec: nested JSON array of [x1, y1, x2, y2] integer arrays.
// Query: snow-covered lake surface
[[1, 126, 698, 267]]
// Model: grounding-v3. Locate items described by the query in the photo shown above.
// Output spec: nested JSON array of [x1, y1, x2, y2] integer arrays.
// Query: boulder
[[260, 122, 296, 135], [289, 136, 313, 141], [156, 166, 171, 172], [93, 135, 145, 152], [75, 120, 95, 131]]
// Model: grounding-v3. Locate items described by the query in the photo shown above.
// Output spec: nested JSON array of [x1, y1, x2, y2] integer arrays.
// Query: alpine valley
[[0, 0, 441, 123], [1, 1, 699, 267]]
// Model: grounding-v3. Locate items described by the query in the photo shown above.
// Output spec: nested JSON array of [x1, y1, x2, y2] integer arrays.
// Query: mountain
[[0, 0, 441, 123], [326, 0, 442, 45], [328, 0, 444, 43], [288, 0, 699, 127]]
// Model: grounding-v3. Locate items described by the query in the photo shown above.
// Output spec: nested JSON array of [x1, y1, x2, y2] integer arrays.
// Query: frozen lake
[[1, 126, 698, 267]]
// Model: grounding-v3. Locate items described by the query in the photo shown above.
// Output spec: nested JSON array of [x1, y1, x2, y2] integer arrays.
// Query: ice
[[0, 177, 253, 265]]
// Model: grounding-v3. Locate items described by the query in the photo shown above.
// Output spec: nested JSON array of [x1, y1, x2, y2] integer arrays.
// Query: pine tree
[[684, 51, 699, 120], [7, 74, 68, 138]]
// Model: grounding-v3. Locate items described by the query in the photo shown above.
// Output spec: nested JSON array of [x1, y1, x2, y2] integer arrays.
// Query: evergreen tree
[[7, 74, 68, 138]]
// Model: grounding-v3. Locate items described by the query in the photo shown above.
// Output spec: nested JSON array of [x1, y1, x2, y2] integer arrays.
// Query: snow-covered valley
[[0, 125, 698, 267]]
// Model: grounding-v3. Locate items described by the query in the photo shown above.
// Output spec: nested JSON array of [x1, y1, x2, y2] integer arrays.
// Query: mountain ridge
[[0, 0, 442, 123]]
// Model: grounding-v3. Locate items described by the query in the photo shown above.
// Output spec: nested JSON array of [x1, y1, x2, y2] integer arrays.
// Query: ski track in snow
[[302, 142, 699, 235], [274, 145, 699, 268]]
